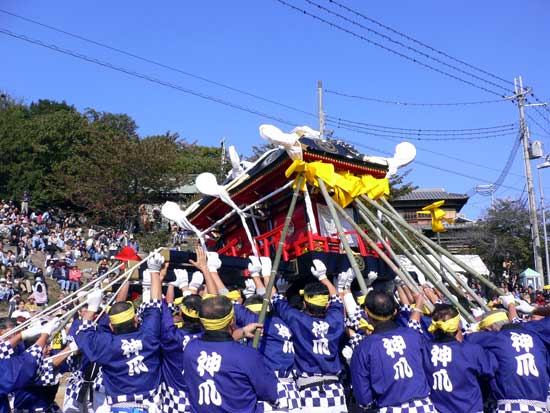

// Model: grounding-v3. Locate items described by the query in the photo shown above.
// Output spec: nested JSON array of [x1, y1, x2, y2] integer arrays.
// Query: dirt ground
[[1, 250, 100, 407]]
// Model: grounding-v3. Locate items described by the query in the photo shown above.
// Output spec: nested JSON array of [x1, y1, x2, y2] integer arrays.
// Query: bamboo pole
[[253, 174, 305, 348], [354, 201, 474, 321], [326, 196, 433, 312], [360, 195, 503, 295], [316, 179, 369, 295]]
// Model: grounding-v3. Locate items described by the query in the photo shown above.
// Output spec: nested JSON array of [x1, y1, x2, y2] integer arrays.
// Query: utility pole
[[514, 76, 544, 276], [318, 80, 325, 140], [220, 137, 226, 176]]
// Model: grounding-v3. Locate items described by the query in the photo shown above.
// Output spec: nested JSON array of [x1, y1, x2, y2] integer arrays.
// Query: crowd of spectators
[[0, 197, 142, 323]]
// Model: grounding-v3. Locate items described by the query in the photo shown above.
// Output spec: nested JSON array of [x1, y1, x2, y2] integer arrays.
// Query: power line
[[346, 138, 523, 193], [301, 0, 511, 94], [2, 27, 526, 192], [331, 123, 524, 179], [0, 28, 298, 127], [325, 114, 516, 134], [275, 0, 506, 97], [325, 88, 508, 107], [526, 112, 550, 136], [0, 8, 317, 120], [327, 121, 517, 141], [326, 0, 515, 89]]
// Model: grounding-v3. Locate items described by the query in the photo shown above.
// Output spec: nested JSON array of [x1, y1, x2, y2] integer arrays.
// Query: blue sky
[[1, 0, 549, 218]]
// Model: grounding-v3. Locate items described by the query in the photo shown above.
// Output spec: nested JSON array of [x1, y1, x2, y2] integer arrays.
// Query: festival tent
[[396, 254, 490, 286], [519, 268, 543, 290]]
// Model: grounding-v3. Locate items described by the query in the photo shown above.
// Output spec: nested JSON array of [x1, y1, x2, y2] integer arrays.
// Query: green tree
[[468, 199, 534, 276]]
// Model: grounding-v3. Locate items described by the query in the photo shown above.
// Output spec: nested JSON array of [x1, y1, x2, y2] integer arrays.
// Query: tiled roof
[[394, 189, 468, 202]]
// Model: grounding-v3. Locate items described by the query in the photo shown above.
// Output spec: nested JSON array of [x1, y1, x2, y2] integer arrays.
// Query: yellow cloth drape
[[417, 200, 453, 233], [285, 160, 390, 208]]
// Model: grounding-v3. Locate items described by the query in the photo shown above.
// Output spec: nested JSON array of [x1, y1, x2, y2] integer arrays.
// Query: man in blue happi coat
[[183, 294, 280, 413], [270, 259, 347, 413], [350, 290, 437, 413], [466, 308, 550, 413], [424, 304, 497, 413], [75, 252, 165, 412]]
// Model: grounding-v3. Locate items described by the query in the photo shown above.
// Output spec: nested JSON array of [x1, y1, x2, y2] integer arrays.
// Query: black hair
[[199, 295, 233, 330], [0, 317, 16, 333], [365, 291, 397, 321], [108, 302, 136, 334], [303, 282, 329, 317], [244, 294, 263, 307], [431, 304, 459, 342], [181, 294, 202, 333]]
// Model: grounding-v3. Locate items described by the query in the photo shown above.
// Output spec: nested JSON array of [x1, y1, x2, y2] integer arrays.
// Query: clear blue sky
[[1, 0, 549, 218]]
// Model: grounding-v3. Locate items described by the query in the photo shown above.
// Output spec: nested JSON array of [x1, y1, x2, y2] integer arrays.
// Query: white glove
[[367, 271, 378, 285], [276, 276, 290, 294], [69, 340, 79, 352], [21, 320, 42, 340], [260, 256, 272, 277], [516, 299, 535, 314], [248, 256, 262, 277], [243, 279, 256, 298], [336, 268, 352, 292], [86, 289, 103, 312], [147, 252, 164, 272], [41, 318, 60, 336], [189, 271, 204, 291], [170, 269, 188, 289], [207, 252, 222, 272], [499, 294, 515, 308], [310, 259, 327, 281], [142, 269, 151, 285]]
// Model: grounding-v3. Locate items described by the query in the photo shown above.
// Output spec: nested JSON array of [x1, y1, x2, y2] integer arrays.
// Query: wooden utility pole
[[514, 76, 544, 277]]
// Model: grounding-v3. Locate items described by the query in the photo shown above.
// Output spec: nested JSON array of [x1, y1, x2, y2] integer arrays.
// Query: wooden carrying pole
[[354, 201, 478, 320], [326, 197, 433, 312], [360, 195, 503, 296], [317, 179, 370, 295], [253, 174, 305, 348]]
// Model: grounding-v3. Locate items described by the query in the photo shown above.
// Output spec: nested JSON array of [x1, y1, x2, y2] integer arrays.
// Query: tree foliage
[[0, 94, 222, 225], [468, 199, 534, 276]]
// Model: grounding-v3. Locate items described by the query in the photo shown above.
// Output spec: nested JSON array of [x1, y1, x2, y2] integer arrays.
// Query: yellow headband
[[174, 297, 183, 306], [358, 318, 374, 331], [366, 309, 393, 321], [357, 295, 366, 306], [200, 307, 235, 331], [225, 290, 241, 302], [479, 311, 508, 330], [181, 305, 199, 319], [245, 303, 264, 313], [428, 314, 460, 333], [109, 306, 135, 325], [300, 289, 329, 307]]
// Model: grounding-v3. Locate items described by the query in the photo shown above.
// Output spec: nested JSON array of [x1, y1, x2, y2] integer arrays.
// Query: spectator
[[20, 192, 30, 216], [127, 234, 139, 252], [11, 299, 31, 321], [32, 276, 48, 307], [68, 265, 82, 292], [0, 278, 12, 301], [24, 296, 38, 315]]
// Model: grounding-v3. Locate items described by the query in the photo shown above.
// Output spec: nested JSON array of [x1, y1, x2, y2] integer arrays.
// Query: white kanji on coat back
[[196, 351, 223, 407], [431, 345, 453, 368], [120, 339, 148, 376], [274, 323, 294, 354], [311, 321, 330, 356], [382, 336, 406, 359]]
